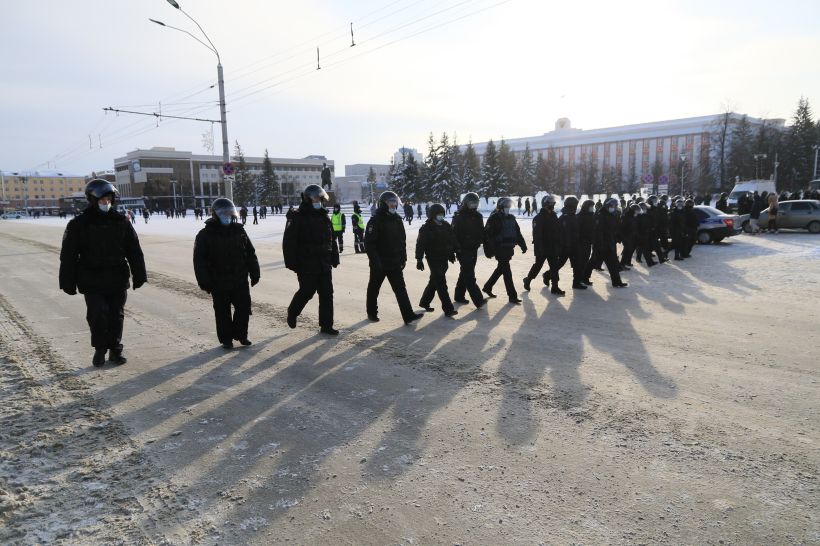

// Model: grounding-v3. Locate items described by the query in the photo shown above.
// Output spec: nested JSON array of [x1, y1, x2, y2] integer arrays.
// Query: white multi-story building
[[345, 163, 391, 184], [393, 147, 423, 166], [470, 114, 784, 193], [113, 147, 334, 204]]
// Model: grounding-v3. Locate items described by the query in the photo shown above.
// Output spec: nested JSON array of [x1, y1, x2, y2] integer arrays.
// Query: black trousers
[[599, 247, 623, 285], [620, 238, 636, 266], [419, 259, 454, 313], [454, 252, 484, 305], [553, 251, 584, 285], [577, 242, 592, 281], [684, 232, 697, 257], [288, 270, 334, 328], [634, 239, 656, 264], [84, 291, 127, 350], [332, 231, 344, 252], [353, 228, 365, 253], [211, 284, 251, 344], [671, 234, 686, 258], [485, 258, 517, 299], [367, 267, 414, 321]]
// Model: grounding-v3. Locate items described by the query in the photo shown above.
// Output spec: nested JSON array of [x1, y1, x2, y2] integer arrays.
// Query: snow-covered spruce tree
[[479, 139, 501, 199]]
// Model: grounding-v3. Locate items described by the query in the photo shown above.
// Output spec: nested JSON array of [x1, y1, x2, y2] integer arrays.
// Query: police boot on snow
[[451, 192, 487, 308], [365, 191, 423, 324], [415, 203, 459, 317], [59, 179, 147, 367], [283, 185, 340, 336], [193, 198, 261, 349], [483, 197, 527, 304]]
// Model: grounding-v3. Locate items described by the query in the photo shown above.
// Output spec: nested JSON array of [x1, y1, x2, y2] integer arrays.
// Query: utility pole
[[753, 153, 767, 180], [813, 145, 819, 181], [679, 154, 686, 196]]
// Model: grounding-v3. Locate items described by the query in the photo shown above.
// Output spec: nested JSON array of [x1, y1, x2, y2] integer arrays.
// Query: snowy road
[[0, 215, 818, 544]]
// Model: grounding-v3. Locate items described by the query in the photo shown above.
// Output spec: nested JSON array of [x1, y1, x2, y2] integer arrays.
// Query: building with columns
[[470, 114, 784, 194]]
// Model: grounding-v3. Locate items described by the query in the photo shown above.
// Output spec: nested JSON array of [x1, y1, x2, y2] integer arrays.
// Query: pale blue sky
[[1, 0, 817, 174]]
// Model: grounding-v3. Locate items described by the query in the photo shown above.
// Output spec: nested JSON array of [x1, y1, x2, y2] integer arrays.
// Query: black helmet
[[647, 194, 658, 205], [461, 192, 480, 208], [541, 194, 557, 208], [302, 184, 329, 204], [496, 197, 513, 210], [563, 196, 579, 210], [720, 192, 728, 198], [629, 203, 640, 214], [604, 197, 619, 209], [211, 197, 239, 223], [378, 191, 402, 212], [685, 198, 694, 207], [580, 199, 595, 212], [427, 203, 446, 219], [85, 179, 118, 203]]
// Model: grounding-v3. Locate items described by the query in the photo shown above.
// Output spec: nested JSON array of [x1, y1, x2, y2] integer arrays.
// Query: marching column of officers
[[60, 180, 700, 367]]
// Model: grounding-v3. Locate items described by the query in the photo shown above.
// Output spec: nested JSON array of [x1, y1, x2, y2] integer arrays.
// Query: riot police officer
[[577, 199, 595, 285], [557, 195, 586, 289], [365, 191, 423, 324], [589, 198, 628, 287], [483, 197, 527, 304], [283, 185, 339, 335], [415, 203, 459, 317], [523, 194, 563, 295], [193, 198, 261, 349], [669, 198, 687, 260], [59, 179, 147, 367], [683, 198, 699, 257], [451, 192, 486, 308]]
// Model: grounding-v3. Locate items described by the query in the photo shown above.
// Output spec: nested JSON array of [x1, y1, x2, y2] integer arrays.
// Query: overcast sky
[[1, 0, 818, 176]]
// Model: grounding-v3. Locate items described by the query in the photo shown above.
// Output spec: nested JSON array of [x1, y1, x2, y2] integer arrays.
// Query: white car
[[1, 211, 24, 219]]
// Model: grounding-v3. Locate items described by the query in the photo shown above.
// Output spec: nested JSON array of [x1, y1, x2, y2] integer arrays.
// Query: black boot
[[482, 286, 497, 299], [522, 277, 531, 291], [551, 287, 566, 296], [108, 345, 127, 365], [92, 348, 106, 367]]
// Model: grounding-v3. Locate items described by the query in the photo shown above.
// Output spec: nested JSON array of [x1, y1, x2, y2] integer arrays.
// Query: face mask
[[608, 207, 615, 213], [676, 204, 683, 210], [314, 203, 323, 210], [468, 203, 478, 210], [503, 207, 511, 215], [218, 215, 232, 225], [436, 215, 444, 222], [98, 203, 111, 213], [389, 207, 398, 214]]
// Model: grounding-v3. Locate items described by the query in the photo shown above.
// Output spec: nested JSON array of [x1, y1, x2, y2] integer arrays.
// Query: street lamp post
[[813, 145, 819, 181], [679, 154, 686, 196], [753, 153, 767, 180], [151, 0, 232, 201]]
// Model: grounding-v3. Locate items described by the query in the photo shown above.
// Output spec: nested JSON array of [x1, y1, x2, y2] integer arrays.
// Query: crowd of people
[[59, 177, 816, 367]]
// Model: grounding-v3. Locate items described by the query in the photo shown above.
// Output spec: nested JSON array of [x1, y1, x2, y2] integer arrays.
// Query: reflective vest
[[353, 212, 364, 230], [331, 212, 345, 232]]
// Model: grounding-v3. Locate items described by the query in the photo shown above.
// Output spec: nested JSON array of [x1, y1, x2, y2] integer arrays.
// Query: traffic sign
[[223, 162, 234, 175], [642, 173, 654, 183]]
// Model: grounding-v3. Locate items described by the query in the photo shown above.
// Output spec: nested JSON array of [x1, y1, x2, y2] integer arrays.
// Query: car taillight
[[724, 218, 734, 228]]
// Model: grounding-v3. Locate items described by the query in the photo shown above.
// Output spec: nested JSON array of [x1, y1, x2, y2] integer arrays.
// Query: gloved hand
[[133, 279, 145, 290], [250, 277, 259, 287], [416, 260, 425, 271], [448, 254, 456, 264], [521, 245, 528, 254], [62, 287, 76, 296]]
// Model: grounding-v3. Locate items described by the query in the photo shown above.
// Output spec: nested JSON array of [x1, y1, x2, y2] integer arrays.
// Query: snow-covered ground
[[0, 217, 818, 544]]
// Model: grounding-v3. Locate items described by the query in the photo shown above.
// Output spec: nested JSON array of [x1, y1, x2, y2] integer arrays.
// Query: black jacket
[[532, 208, 561, 257], [577, 210, 595, 245], [193, 218, 260, 291], [365, 209, 407, 271], [684, 207, 699, 232], [415, 219, 459, 262], [59, 206, 147, 295], [451, 207, 485, 254], [654, 204, 670, 233], [283, 203, 339, 274], [485, 211, 526, 260], [669, 208, 687, 238], [636, 213, 654, 244], [558, 207, 579, 253], [593, 209, 619, 253], [715, 197, 729, 212], [619, 211, 637, 243]]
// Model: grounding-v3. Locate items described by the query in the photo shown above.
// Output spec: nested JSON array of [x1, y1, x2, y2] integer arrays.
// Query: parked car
[[754, 200, 820, 233], [693, 205, 741, 244], [1, 211, 24, 219]]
